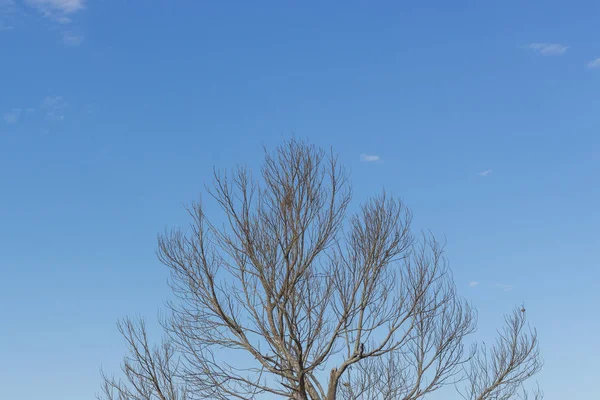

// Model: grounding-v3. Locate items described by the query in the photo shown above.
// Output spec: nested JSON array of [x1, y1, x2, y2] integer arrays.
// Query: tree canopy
[[99, 139, 542, 400]]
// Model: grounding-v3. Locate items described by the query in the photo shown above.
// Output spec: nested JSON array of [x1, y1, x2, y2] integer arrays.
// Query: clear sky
[[1, 1, 599, 399]]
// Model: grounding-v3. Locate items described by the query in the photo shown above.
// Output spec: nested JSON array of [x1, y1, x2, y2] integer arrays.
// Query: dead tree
[[99, 139, 542, 400]]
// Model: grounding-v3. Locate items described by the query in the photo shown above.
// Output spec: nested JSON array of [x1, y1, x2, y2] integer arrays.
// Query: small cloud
[[478, 169, 492, 177], [587, 58, 600, 69], [526, 43, 568, 56], [25, 0, 85, 23], [4, 1, 86, 44], [495, 283, 513, 292], [3, 107, 35, 124], [360, 154, 381, 162], [62, 30, 84, 46], [468, 281, 479, 287], [3, 108, 21, 124], [0, 0, 15, 30], [42, 95, 67, 121]]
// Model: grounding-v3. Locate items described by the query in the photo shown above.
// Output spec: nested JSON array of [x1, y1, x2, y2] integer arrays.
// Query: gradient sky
[[1, 1, 599, 399]]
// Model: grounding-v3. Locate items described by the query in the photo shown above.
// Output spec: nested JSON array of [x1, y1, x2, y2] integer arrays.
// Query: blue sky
[[1, 1, 599, 399]]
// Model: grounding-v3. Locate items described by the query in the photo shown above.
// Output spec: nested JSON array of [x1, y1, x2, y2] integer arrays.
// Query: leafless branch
[[100, 139, 542, 400]]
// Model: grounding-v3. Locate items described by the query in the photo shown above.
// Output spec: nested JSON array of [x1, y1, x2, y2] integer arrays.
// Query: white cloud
[[360, 154, 381, 162], [62, 30, 84, 46], [25, 0, 85, 22], [526, 43, 568, 56], [468, 281, 479, 287], [25, 0, 85, 25], [587, 58, 600, 69], [42, 95, 67, 120], [3, 0, 86, 44], [0, 0, 15, 30], [23, 1, 86, 47], [495, 283, 513, 292], [3, 108, 20, 124], [478, 169, 492, 177]]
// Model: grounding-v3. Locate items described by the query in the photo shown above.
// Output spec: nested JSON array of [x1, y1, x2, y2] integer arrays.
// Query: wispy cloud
[[0, 0, 16, 30], [478, 169, 492, 177], [526, 43, 568, 56], [20, 0, 86, 46], [25, 0, 85, 23], [587, 58, 600, 69], [62, 30, 84, 46], [3, 107, 34, 124], [42, 95, 67, 120], [3, 109, 20, 124], [495, 283, 513, 292], [3, 1, 87, 45], [468, 281, 479, 287], [360, 154, 381, 163]]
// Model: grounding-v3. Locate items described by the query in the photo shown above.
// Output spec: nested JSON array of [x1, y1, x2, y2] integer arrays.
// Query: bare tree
[[458, 307, 543, 400], [99, 318, 188, 400], [99, 139, 542, 400]]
